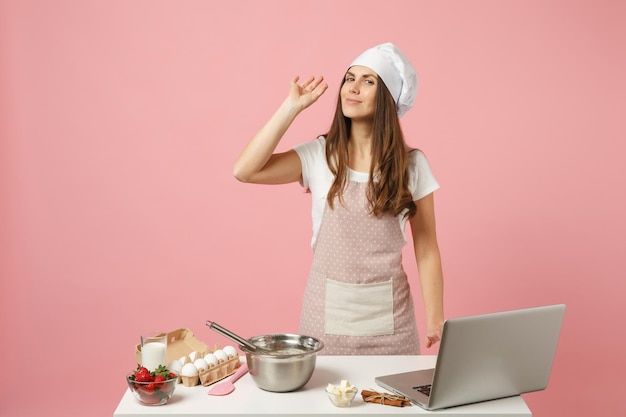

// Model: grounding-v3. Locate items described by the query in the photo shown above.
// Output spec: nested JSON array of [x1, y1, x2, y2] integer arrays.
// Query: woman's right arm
[[233, 75, 328, 185]]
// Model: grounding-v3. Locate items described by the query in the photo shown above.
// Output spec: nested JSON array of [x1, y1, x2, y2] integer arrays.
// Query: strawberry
[[134, 364, 149, 374], [128, 363, 176, 405], [134, 367, 152, 384], [153, 375, 166, 388], [139, 387, 160, 404], [160, 381, 175, 395]]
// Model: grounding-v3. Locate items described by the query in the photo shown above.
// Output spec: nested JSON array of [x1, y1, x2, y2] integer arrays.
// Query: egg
[[179, 355, 188, 364], [223, 345, 238, 358], [188, 351, 199, 361], [168, 359, 183, 373], [181, 363, 198, 377], [203, 353, 218, 367], [194, 358, 209, 371], [213, 349, 228, 362]]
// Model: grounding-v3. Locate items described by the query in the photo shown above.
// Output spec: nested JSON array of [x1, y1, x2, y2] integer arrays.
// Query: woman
[[234, 43, 444, 354]]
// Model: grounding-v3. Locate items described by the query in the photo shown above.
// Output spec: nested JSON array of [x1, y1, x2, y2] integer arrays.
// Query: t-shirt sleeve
[[409, 149, 440, 201], [293, 136, 325, 190]]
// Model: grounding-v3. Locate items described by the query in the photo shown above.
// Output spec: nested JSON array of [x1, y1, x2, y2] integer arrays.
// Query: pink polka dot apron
[[299, 179, 420, 355]]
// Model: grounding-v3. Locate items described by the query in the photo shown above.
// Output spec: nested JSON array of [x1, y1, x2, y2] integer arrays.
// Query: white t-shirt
[[293, 136, 440, 248]]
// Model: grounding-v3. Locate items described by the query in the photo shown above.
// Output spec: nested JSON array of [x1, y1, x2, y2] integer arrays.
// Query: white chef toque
[[349, 42, 418, 118]]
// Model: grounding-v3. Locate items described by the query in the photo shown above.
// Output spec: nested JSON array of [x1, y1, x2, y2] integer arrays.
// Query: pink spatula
[[207, 363, 249, 396]]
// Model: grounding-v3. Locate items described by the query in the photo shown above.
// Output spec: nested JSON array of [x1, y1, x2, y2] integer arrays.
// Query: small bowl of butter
[[326, 380, 358, 407]]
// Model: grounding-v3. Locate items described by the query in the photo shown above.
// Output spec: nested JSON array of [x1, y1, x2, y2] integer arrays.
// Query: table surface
[[114, 355, 532, 416]]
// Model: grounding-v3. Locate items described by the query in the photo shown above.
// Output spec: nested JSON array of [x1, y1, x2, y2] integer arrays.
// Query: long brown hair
[[324, 75, 416, 218]]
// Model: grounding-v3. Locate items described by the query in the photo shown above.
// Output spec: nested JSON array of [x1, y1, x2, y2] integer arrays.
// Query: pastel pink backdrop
[[1, 1, 624, 416]]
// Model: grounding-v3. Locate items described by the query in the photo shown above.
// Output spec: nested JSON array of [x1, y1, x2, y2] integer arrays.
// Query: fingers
[[288, 75, 328, 107], [295, 75, 326, 91], [425, 332, 441, 348], [314, 79, 329, 95], [299, 75, 315, 88], [308, 77, 328, 99]]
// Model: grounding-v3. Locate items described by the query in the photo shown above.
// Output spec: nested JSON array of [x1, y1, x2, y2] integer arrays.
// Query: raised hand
[[233, 75, 328, 184], [286, 75, 328, 112]]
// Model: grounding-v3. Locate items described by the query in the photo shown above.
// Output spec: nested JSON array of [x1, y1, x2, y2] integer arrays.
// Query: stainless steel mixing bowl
[[241, 333, 324, 392]]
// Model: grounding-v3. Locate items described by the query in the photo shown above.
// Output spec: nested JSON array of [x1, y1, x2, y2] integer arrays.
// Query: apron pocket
[[324, 278, 394, 337]]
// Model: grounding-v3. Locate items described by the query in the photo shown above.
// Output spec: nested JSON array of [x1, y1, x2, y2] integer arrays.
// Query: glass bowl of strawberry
[[126, 364, 178, 406]]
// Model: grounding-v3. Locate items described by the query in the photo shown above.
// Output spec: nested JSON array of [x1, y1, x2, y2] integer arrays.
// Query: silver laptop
[[375, 304, 565, 410]]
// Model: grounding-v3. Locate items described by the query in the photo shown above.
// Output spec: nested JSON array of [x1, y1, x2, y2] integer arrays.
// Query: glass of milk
[[141, 333, 167, 371]]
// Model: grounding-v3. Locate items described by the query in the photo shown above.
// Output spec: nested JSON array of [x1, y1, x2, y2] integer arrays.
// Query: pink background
[[2, 1, 625, 416]]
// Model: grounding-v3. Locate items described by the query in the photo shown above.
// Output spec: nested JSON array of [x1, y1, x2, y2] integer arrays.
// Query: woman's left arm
[[409, 192, 444, 348]]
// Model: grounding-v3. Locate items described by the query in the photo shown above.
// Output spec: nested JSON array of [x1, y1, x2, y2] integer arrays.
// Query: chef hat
[[350, 42, 417, 118]]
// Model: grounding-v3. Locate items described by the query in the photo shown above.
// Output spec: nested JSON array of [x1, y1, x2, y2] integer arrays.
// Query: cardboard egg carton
[[135, 327, 242, 387], [181, 350, 241, 387]]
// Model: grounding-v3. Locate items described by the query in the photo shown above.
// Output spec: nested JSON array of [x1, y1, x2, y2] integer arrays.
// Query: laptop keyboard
[[412, 384, 432, 397]]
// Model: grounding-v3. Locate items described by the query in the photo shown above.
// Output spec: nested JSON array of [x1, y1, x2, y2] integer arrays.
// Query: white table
[[114, 355, 531, 416]]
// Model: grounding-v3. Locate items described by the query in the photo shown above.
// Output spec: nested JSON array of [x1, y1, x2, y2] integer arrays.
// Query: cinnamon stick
[[361, 389, 412, 407]]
